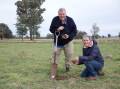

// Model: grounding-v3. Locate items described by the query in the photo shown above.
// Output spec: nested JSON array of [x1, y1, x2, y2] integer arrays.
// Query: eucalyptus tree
[[15, 0, 45, 40]]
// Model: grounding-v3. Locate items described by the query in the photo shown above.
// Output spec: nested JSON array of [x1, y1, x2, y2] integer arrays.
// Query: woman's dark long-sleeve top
[[79, 41, 104, 66]]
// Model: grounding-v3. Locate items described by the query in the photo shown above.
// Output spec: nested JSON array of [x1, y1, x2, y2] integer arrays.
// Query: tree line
[[0, 22, 120, 40]]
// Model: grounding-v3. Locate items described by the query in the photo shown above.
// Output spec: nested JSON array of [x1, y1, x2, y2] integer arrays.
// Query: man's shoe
[[66, 67, 70, 72]]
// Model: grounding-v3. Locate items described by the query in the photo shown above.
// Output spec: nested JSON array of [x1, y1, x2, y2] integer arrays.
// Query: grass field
[[0, 39, 120, 89]]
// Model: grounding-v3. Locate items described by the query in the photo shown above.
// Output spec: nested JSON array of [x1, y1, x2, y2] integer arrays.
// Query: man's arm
[[79, 46, 99, 62], [49, 18, 58, 33], [68, 18, 77, 40]]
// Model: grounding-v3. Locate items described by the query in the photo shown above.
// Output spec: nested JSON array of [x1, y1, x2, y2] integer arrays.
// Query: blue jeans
[[80, 60, 103, 77]]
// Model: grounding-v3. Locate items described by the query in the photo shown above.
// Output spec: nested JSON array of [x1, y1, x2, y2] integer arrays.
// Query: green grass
[[0, 40, 120, 89]]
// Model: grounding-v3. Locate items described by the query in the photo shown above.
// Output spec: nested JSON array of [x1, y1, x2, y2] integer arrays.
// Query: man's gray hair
[[58, 8, 66, 12]]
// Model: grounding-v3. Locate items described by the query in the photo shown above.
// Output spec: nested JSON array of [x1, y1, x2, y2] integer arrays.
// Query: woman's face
[[82, 38, 91, 47]]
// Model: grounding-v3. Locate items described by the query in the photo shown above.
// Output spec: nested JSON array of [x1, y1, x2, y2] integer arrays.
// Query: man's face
[[82, 38, 92, 47], [58, 10, 66, 21]]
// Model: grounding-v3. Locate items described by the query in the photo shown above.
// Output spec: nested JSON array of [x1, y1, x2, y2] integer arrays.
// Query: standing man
[[49, 8, 77, 79]]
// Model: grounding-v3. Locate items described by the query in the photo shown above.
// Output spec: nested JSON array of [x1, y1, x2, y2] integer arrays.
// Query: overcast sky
[[0, 0, 120, 36]]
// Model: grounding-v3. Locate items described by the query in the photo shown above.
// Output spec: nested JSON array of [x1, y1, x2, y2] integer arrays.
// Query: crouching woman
[[72, 35, 104, 80]]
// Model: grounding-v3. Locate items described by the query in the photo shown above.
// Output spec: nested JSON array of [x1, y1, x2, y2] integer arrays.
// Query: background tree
[[15, 0, 45, 40], [118, 32, 120, 38], [35, 30, 41, 39], [46, 33, 53, 39], [16, 23, 28, 40], [75, 31, 87, 39], [108, 34, 111, 38], [32, 25, 40, 39], [0, 23, 13, 40], [91, 23, 100, 39]]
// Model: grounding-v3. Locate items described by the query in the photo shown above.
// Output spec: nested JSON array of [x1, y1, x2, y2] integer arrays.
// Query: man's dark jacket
[[49, 16, 77, 46]]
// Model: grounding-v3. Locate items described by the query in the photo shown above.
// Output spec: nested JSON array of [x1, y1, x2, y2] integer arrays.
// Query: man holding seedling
[[49, 8, 77, 80]]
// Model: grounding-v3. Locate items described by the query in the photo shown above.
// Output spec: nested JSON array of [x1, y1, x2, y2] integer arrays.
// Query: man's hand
[[57, 26, 64, 31], [62, 34, 69, 39]]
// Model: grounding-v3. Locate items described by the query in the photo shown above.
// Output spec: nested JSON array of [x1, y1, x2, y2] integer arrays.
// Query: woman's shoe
[[86, 76, 96, 80]]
